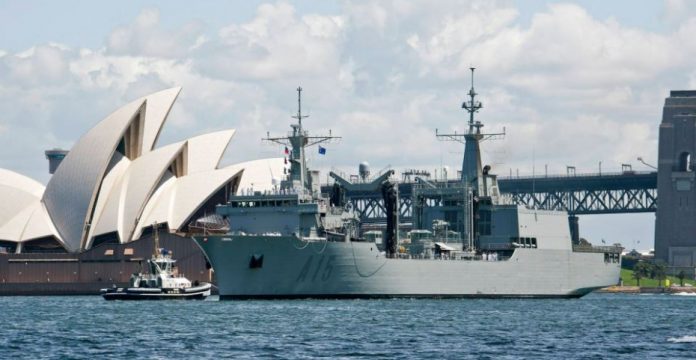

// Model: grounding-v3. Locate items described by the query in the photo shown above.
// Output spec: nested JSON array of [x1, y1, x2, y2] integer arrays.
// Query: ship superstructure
[[210, 87, 359, 243], [194, 80, 622, 299]]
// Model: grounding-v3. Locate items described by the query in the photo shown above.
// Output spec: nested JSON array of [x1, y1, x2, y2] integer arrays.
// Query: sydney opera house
[[0, 88, 282, 294]]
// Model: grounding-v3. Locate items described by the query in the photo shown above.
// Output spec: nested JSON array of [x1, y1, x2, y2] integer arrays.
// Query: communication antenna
[[462, 67, 483, 134], [436, 67, 505, 145], [291, 87, 309, 129]]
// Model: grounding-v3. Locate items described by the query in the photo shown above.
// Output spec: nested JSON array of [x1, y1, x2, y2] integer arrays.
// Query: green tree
[[678, 270, 686, 287], [633, 261, 651, 287], [653, 261, 667, 287]]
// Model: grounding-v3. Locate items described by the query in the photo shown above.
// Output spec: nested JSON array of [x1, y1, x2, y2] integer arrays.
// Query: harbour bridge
[[322, 170, 657, 224]]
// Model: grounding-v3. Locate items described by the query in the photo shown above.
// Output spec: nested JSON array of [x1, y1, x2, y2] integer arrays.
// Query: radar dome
[[359, 162, 370, 180]]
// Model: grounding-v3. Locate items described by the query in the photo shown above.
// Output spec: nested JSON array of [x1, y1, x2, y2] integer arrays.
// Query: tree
[[678, 270, 686, 287], [652, 261, 667, 287], [633, 261, 651, 287]]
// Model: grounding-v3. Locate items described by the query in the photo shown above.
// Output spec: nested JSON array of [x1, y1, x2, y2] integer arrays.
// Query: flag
[[318, 146, 326, 155], [284, 146, 289, 155]]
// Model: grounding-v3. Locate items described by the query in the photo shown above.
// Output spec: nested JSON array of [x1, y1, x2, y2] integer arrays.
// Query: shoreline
[[598, 285, 696, 294]]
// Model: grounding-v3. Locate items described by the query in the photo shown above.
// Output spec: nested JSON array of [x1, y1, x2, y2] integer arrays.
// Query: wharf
[[598, 286, 696, 294], [0, 234, 211, 296]]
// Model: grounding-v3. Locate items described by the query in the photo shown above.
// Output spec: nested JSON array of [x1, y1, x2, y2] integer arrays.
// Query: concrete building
[[0, 87, 284, 254], [655, 90, 696, 268]]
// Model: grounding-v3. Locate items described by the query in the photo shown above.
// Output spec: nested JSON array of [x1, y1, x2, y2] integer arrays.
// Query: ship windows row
[[228, 200, 296, 208], [511, 237, 537, 248]]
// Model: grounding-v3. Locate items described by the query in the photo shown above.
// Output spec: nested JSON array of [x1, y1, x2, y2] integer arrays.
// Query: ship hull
[[194, 236, 620, 299]]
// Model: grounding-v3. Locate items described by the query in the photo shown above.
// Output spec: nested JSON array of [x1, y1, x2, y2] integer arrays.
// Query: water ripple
[[2, 294, 696, 359]]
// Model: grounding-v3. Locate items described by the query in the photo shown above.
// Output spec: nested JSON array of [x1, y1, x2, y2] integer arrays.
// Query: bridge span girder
[[324, 171, 658, 224], [506, 188, 657, 215]]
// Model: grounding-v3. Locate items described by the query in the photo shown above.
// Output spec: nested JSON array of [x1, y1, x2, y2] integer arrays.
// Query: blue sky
[[0, 1, 673, 52], [1, 0, 695, 250]]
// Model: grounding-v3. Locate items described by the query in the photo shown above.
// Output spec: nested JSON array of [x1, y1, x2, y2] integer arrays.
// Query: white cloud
[[107, 8, 205, 58], [196, 2, 345, 81], [663, 0, 696, 25], [1, 1, 696, 246], [407, 3, 678, 93], [1, 44, 72, 86]]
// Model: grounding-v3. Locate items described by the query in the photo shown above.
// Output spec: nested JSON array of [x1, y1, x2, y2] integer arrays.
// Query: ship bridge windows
[[511, 237, 537, 248]]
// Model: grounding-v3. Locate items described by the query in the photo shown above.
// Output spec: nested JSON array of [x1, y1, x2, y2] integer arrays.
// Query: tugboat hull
[[101, 283, 212, 300]]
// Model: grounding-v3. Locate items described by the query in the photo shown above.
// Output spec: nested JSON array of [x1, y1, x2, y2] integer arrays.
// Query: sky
[[2, 0, 696, 250]]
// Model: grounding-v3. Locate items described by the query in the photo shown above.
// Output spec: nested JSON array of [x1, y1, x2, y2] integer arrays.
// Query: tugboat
[[101, 224, 212, 300]]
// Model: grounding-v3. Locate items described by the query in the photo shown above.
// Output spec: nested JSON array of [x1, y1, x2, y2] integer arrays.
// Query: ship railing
[[393, 253, 510, 262], [572, 245, 623, 254], [233, 187, 310, 197], [412, 181, 470, 190]]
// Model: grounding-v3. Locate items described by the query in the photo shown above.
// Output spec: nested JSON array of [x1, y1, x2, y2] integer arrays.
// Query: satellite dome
[[359, 162, 370, 180]]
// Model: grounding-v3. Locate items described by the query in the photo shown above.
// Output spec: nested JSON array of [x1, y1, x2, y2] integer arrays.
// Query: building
[[655, 90, 696, 269]]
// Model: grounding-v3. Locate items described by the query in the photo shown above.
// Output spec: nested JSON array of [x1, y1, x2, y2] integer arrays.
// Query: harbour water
[[1, 293, 695, 359]]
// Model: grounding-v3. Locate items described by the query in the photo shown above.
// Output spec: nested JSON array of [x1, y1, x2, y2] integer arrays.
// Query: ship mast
[[263, 87, 341, 193], [435, 68, 505, 195], [464, 67, 483, 135], [435, 68, 505, 251]]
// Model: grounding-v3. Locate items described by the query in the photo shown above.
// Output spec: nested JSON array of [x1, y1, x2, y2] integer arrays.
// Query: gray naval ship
[[194, 77, 621, 299]]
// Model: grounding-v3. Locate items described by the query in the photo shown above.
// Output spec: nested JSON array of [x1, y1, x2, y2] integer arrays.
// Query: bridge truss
[[499, 172, 657, 215], [323, 171, 657, 224]]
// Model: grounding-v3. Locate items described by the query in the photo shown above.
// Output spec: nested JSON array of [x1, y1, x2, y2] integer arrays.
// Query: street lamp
[[637, 157, 657, 170]]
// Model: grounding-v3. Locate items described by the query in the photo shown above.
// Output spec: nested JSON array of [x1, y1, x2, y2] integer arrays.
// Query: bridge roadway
[[322, 171, 657, 224], [499, 171, 657, 215]]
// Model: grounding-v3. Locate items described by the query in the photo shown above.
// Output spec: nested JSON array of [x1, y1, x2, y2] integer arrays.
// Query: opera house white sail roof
[[0, 88, 283, 253]]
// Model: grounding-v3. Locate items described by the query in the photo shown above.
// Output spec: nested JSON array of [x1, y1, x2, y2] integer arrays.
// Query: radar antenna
[[462, 67, 483, 134], [262, 86, 341, 192], [435, 67, 505, 144], [291, 87, 309, 128], [434, 67, 506, 187]]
